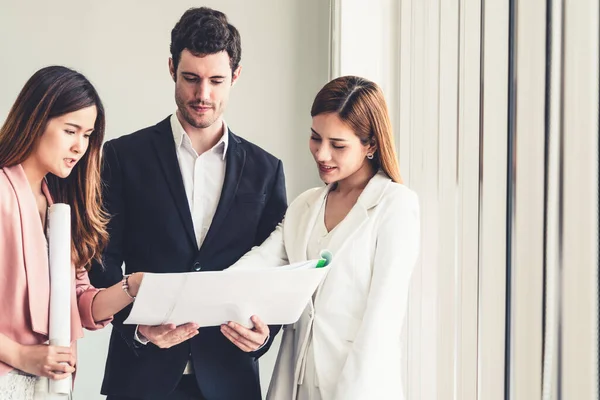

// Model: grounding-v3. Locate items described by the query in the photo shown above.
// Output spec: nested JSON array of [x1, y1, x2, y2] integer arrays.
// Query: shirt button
[[193, 262, 201, 271]]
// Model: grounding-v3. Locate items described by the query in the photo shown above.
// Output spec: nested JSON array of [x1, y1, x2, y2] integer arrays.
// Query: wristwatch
[[121, 274, 136, 300]]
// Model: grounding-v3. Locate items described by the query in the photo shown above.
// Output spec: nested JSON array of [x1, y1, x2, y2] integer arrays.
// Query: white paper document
[[124, 253, 332, 328]]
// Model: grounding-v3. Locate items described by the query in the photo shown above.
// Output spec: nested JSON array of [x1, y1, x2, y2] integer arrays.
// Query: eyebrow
[[310, 128, 347, 142], [181, 71, 227, 80], [65, 122, 94, 133]]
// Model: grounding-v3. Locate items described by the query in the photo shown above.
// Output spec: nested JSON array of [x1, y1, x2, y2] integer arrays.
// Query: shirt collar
[[170, 112, 229, 160]]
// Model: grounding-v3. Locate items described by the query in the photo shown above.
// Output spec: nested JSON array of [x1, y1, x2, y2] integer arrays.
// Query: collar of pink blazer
[[2, 164, 84, 341]]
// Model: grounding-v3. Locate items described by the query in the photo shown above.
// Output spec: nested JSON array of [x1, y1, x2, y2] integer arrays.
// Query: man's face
[[170, 49, 241, 130]]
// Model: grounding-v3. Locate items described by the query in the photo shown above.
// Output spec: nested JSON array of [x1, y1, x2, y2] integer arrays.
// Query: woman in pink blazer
[[0, 66, 144, 399]]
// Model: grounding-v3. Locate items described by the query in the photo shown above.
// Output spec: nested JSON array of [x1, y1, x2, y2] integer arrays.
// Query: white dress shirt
[[171, 113, 228, 248]]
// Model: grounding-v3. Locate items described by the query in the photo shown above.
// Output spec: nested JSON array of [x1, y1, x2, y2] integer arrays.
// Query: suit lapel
[[200, 132, 245, 254], [322, 171, 391, 258], [323, 204, 369, 257], [292, 173, 392, 263], [306, 172, 391, 303], [150, 118, 196, 248], [3, 165, 50, 336], [294, 172, 390, 303], [288, 186, 328, 263]]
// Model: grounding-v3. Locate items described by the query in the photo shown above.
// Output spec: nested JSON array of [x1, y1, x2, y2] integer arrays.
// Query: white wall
[[337, 0, 399, 119], [0, 1, 330, 398]]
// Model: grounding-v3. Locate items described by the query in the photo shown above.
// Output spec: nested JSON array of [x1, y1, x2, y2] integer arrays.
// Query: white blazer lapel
[[312, 172, 392, 304], [318, 172, 392, 259], [287, 185, 329, 263], [321, 204, 368, 259]]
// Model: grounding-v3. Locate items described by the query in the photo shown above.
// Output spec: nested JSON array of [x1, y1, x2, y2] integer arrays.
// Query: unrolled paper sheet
[[124, 252, 333, 329]]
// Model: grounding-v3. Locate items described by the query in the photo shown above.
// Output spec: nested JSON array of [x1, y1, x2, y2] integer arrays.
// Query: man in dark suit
[[89, 7, 287, 400]]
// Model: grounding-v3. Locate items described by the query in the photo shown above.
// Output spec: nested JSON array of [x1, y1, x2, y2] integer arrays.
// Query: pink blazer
[[0, 164, 112, 376]]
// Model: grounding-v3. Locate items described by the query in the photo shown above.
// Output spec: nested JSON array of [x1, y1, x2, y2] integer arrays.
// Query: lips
[[64, 158, 78, 168], [318, 164, 336, 173], [190, 104, 213, 113]]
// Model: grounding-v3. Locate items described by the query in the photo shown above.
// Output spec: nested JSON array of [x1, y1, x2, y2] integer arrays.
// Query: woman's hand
[[128, 272, 144, 298], [15, 344, 75, 380]]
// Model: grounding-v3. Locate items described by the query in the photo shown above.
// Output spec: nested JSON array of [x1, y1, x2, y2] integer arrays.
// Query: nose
[[195, 81, 211, 103], [72, 134, 87, 155], [314, 143, 332, 162]]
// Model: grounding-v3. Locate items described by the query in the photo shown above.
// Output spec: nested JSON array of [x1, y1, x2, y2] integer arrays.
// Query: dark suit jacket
[[89, 116, 287, 400]]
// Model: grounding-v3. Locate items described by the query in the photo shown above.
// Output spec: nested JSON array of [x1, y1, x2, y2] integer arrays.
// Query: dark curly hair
[[170, 7, 242, 75]]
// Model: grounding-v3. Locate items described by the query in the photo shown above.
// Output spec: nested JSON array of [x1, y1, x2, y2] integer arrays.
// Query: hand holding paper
[[220, 315, 269, 352], [138, 323, 199, 349]]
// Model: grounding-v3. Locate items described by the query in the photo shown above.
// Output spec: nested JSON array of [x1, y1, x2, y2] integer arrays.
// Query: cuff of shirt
[[134, 325, 149, 345], [256, 334, 270, 351]]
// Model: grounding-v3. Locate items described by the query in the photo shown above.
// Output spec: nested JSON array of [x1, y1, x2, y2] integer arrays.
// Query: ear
[[367, 137, 378, 155], [231, 65, 242, 86], [168, 58, 176, 82]]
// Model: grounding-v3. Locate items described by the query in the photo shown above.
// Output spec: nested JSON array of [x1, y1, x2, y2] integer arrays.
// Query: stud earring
[[366, 153, 374, 160]]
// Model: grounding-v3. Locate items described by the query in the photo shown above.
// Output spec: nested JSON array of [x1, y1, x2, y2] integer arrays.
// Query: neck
[[176, 110, 224, 155], [20, 158, 46, 196], [334, 163, 376, 195]]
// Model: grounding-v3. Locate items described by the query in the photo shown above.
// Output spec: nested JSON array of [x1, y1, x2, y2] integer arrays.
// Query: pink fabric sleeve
[[75, 269, 113, 330]]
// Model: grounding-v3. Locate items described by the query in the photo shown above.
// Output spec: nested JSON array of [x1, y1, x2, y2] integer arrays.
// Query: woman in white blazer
[[221, 76, 420, 400]]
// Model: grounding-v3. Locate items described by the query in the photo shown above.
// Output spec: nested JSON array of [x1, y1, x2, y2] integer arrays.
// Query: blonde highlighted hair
[[311, 76, 402, 183]]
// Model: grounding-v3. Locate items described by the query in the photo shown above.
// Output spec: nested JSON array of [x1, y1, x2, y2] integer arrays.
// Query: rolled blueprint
[[46, 204, 72, 396]]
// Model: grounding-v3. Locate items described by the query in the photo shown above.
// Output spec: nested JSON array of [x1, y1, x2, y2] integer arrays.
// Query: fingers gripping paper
[[36, 204, 72, 398]]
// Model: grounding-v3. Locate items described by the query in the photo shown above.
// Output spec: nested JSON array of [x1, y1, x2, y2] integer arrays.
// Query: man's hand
[[220, 315, 269, 352], [138, 323, 199, 349]]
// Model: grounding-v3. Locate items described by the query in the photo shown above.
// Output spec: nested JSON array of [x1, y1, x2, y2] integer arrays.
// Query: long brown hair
[[310, 76, 402, 183], [0, 66, 109, 271]]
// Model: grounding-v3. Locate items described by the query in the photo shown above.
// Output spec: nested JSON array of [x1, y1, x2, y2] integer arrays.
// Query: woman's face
[[31, 106, 97, 178], [309, 112, 372, 185]]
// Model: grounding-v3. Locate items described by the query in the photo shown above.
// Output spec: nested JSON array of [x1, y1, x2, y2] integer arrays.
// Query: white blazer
[[230, 171, 420, 399]]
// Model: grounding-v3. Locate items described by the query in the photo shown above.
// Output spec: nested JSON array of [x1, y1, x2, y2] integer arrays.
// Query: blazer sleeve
[[333, 191, 421, 400], [88, 141, 140, 351], [75, 269, 113, 330]]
